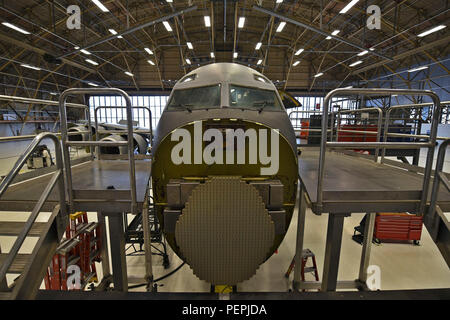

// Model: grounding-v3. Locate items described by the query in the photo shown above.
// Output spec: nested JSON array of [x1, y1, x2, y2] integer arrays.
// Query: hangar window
[[167, 84, 221, 110], [229, 85, 282, 111], [89, 95, 169, 130]]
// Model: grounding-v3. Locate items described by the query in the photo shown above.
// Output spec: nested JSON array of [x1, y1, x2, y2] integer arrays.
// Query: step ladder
[[285, 249, 319, 283]]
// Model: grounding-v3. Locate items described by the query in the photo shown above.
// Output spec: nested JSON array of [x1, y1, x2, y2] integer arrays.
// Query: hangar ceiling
[[0, 0, 448, 98]]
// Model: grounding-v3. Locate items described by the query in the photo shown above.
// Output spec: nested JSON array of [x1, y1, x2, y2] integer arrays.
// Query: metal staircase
[[0, 132, 67, 299]]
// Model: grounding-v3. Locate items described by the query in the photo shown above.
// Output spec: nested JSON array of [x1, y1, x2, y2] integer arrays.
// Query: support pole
[[357, 212, 376, 289], [142, 191, 154, 291], [293, 184, 307, 290], [97, 212, 111, 281], [107, 213, 128, 292], [321, 213, 348, 291]]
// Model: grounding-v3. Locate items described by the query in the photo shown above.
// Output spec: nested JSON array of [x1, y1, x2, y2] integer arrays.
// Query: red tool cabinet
[[374, 213, 423, 245]]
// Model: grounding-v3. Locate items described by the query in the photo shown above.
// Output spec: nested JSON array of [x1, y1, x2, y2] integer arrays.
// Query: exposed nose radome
[[174, 176, 275, 285]]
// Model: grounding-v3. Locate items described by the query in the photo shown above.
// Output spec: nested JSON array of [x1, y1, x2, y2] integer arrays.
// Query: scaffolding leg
[[356, 212, 376, 290], [293, 184, 307, 291], [0, 244, 8, 291], [321, 213, 348, 292], [142, 192, 154, 291], [106, 213, 128, 292], [97, 212, 111, 281]]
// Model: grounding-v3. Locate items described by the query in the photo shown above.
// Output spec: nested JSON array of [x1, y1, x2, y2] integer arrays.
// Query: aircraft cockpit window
[[253, 74, 270, 84], [167, 84, 221, 111], [229, 85, 283, 111]]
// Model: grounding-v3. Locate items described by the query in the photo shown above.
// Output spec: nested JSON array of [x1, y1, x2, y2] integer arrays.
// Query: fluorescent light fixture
[[91, 0, 109, 12], [314, 72, 324, 77], [125, 71, 134, 77], [339, 0, 359, 14], [109, 29, 122, 38], [20, 64, 41, 71], [50, 92, 57, 95], [80, 49, 91, 55], [408, 66, 428, 73], [74, 46, 80, 50], [147, 60, 155, 65], [144, 48, 153, 55], [85, 59, 99, 66], [186, 42, 193, 49], [255, 42, 262, 50], [295, 48, 304, 55], [167, 0, 173, 2], [204, 16, 211, 27], [417, 25, 446, 37], [233, 52, 238, 58], [88, 82, 99, 87], [185, 58, 191, 65], [293, 61, 300, 67], [276, 21, 286, 32], [257, 59, 263, 65], [326, 30, 339, 39], [276, 0, 283, 3], [358, 50, 368, 56], [210, 52, 215, 58], [1, 22, 30, 34], [369, 47, 375, 51], [238, 17, 245, 28], [349, 60, 363, 67], [163, 21, 172, 32]]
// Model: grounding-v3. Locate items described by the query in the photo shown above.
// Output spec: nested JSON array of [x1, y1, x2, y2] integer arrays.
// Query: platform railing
[[425, 139, 450, 267], [0, 132, 66, 286], [381, 101, 450, 161], [59, 88, 138, 214], [318, 88, 441, 215], [0, 94, 92, 143], [94, 105, 153, 149], [331, 107, 383, 162], [288, 110, 323, 129]]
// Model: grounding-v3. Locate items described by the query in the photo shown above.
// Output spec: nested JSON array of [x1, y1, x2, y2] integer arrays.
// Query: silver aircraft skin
[[152, 63, 297, 154], [151, 63, 298, 285]]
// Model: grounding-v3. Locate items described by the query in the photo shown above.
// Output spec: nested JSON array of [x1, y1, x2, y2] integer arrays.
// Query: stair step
[[0, 253, 31, 274], [0, 222, 46, 237]]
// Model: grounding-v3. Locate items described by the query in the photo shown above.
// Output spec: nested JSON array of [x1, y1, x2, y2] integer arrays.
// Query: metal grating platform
[[0, 160, 152, 212], [298, 149, 450, 214]]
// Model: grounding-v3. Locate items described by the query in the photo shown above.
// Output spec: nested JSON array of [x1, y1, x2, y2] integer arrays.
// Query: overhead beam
[[0, 33, 96, 74], [252, 5, 393, 61], [59, 6, 198, 59], [352, 35, 450, 75]]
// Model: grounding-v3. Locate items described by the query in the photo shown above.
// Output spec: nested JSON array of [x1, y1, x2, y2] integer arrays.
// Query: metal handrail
[[94, 105, 153, 148], [0, 132, 66, 284], [332, 107, 383, 162], [59, 88, 138, 214], [318, 88, 441, 214], [0, 94, 86, 108], [381, 101, 449, 160], [426, 139, 450, 239]]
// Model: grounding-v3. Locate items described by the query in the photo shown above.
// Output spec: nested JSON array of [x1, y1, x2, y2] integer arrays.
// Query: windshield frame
[[228, 84, 284, 111], [166, 83, 222, 111]]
